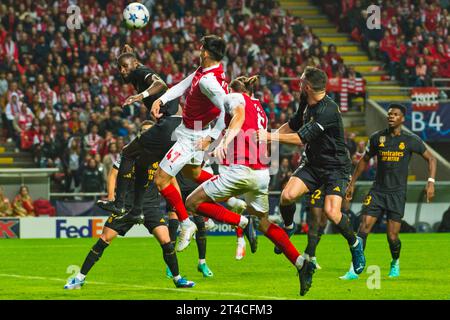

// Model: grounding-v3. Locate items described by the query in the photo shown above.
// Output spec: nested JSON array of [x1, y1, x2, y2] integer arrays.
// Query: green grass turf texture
[[0, 233, 449, 300]]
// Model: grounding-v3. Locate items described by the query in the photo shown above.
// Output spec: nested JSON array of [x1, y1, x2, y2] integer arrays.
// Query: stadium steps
[[282, 0, 411, 104], [0, 140, 36, 168]]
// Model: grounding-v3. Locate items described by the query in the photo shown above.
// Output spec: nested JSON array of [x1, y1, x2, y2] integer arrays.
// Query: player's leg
[[305, 207, 324, 268], [192, 214, 213, 277], [155, 150, 198, 250], [235, 226, 246, 260], [64, 226, 118, 289], [164, 210, 179, 278], [185, 185, 248, 229], [386, 219, 402, 277], [249, 205, 315, 296], [97, 138, 141, 214], [340, 213, 378, 280], [151, 225, 195, 288], [183, 165, 247, 213], [274, 168, 313, 254]]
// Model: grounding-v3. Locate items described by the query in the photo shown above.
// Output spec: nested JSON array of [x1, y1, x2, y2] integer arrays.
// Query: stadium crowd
[[319, 0, 450, 85], [1, 0, 366, 194]]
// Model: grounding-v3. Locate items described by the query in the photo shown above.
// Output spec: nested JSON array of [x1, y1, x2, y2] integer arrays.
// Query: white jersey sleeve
[[199, 73, 227, 140], [223, 93, 245, 115], [160, 71, 195, 105]]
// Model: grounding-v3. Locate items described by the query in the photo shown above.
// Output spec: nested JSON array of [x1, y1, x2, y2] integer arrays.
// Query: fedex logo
[[56, 219, 103, 238]]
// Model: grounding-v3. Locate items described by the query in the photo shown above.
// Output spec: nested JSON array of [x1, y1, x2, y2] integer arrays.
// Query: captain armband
[[297, 122, 324, 143]]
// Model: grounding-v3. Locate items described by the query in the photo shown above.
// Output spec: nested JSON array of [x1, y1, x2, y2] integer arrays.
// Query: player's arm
[[107, 167, 119, 201], [257, 97, 307, 145], [152, 71, 195, 119], [198, 73, 228, 147], [346, 135, 377, 200], [123, 74, 168, 106], [421, 149, 436, 203], [212, 94, 245, 161]]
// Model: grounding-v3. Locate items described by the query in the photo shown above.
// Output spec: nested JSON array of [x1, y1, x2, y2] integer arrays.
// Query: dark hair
[[230, 75, 259, 94], [303, 66, 328, 92], [388, 103, 407, 116], [117, 52, 137, 65], [201, 35, 226, 61]]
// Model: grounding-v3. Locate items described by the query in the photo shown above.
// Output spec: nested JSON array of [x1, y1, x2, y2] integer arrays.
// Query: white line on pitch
[[0, 273, 292, 300]]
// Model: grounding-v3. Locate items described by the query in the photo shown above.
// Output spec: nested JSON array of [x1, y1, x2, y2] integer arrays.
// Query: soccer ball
[[123, 2, 150, 29]]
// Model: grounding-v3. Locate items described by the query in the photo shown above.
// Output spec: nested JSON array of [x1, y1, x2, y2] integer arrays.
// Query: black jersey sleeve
[[129, 66, 155, 88], [410, 134, 427, 155]]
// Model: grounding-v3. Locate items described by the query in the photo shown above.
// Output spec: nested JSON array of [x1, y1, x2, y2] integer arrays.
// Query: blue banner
[[380, 102, 450, 141]]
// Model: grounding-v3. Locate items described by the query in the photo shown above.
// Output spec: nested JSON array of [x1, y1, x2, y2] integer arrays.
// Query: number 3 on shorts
[[166, 149, 181, 163], [363, 195, 372, 206]]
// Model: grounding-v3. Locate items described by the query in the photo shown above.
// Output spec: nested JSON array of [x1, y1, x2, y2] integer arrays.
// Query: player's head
[[140, 120, 155, 133], [230, 75, 259, 95], [300, 66, 328, 96], [117, 52, 139, 82], [200, 35, 226, 64], [387, 103, 406, 128]]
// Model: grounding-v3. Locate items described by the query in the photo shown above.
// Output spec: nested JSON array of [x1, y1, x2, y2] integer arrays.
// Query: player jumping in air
[[64, 121, 195, 290], [185, 76, 316, 296], [151, 35, 250, 252], [98, 43, 245, 251], [340, 103, 436, 280], [257, 66, 366, 279]]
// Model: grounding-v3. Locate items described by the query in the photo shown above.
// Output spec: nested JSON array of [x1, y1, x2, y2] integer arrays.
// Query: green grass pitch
[[1, 233, 449, 300]]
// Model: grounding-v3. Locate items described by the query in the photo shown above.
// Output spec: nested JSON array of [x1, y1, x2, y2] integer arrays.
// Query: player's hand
[[256, 129, 270, 142], [122, 44, 134, 53], [211, 142, 227, 162], [151, 99, 164, 119], [345, 182, 355, 201], [425, 181, 435, 203], [123, 94, 142, 107], [196, 136, 212, 151]]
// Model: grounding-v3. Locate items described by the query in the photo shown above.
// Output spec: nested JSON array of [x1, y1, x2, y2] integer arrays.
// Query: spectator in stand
[[415, 56, 429, 87], [102, 142, 120, 179], [83, 124, 103, 155], [0, 187, 13, 217], [274, 83, 294, 110], [63, 138, 83, 192], [81, 158, 105, 199], [352, 140, 376, 180], [12, 185, 35, 217]]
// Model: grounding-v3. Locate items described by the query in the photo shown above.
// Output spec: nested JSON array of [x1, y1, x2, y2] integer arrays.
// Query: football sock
[[196, 202, 242, 226], [193, 215, 207, 260], [80, 238, 109, 276], [265, 223, 300, 266], [195, 169, 214, 184], [236, 226, 244, 238], [388, 238, 401, 260], [161, 242, 179, 277], [335, 213, 357, 246], [160, 184, 189, 221], [168, 218, 179, 244], [305, 228, 320, 257], [357, 231, 368, 250], [279, 202, 296, 227]]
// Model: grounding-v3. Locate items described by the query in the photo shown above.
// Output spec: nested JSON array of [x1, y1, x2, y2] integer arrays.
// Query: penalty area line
[[0, 273, 291, 300]]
